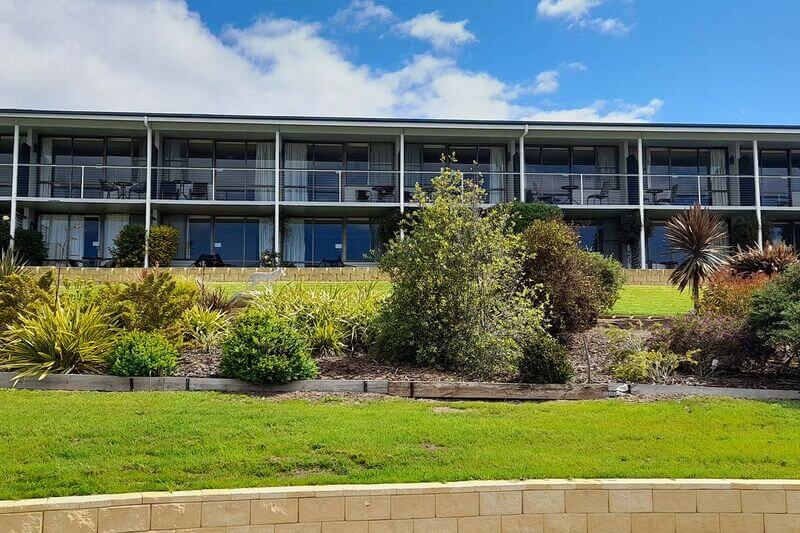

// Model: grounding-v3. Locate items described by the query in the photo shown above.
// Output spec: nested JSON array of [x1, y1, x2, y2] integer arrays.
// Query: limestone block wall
[[1, 479, 798, 532]]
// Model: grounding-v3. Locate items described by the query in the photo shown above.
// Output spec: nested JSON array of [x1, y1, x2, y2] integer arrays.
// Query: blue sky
[[4, 0, 800, 123]]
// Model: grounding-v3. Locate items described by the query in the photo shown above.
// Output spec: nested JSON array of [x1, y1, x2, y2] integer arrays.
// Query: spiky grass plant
[[727, 241, 798, 277], [665, 205, 728, 309]]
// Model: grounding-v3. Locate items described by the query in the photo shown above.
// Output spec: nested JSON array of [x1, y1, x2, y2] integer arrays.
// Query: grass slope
[[1, 391, 798, 500]]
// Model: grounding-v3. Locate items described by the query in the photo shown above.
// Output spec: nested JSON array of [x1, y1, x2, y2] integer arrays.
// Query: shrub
[[749, 265, 800, 363], [0, 303, 117, 382], [111, 224, 146, 266], [376, 164, 544, 379], [179, 306, 230, 352], [0, 250, 53, 328], [497, 201, 563, 234], [612, 349, 696, 384], [112, 270, 198, 333], [727, 242, 798, 277], [517, 330, 573, 383], [729, 214, 759, 249], [520, 219, 621, 337], [198, 283, 241, 313], [700, 270, 768, 318], [107, 331, 178, 377], [220, 312, 317, 384], [585, 252, 625, 312], [148, 225, 180, 267], [649, 312, 755, 376], [246, 282, 385, 356], [12, 229, 47, 265]]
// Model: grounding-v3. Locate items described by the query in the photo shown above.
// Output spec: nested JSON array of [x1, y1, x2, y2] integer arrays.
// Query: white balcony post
[[697, 174, 702, 205], [144, 121, 153, 268], [579, 174, 584, 205], [519, 133, 525, 202], [753, 139, 763, 250], [338, 170, 343, 202], [637, 137, 647, 269], [399, 133, 405, 240], [80, 166, 85, 199], [211, 168, 216, 201], [9, 125, 19, 249], [274, 131, 281, 256]]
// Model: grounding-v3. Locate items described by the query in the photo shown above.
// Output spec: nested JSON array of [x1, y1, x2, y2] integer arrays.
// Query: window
[[305, 220, 343, 263], [82, 217, 100, 259], [647, 224, 686, 268], [576, 224, 603, 253], [760, 149, 791, 206], [0, 137, 13, 164], [346, 144, 368, 170], [541, 148, 570, 173], [188, 217, 212, 259], [346, 222, 372, 261], [188, 140, 213, 168], [215, 142, 247, 168]]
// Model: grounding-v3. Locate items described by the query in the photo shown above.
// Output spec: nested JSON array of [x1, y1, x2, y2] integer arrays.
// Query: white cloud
[[565, 61, 587, 71], [523, 98, 664, 122], [0, 0, 659, 123], [394, 12, 476, 50], [533, 70, 560, 95], [537, 0, 631, 35], [332, 0, 393, 29]]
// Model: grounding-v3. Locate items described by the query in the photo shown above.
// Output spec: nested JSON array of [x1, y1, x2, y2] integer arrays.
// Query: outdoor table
[[645, 188, 664, 204], [560, 184, 580, 204], [116, 181, 133, 199], [174, 179, 193, 199]]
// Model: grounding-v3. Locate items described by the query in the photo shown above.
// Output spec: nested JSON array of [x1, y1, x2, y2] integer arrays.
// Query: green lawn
[[1, 391, 798, 500], [212, 281, 691, 317]]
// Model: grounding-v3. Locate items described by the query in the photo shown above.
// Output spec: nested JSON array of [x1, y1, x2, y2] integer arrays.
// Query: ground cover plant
[[0, 391, 799, 500]]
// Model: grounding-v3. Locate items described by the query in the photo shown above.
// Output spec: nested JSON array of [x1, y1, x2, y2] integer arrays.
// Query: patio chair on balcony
[[525, 182, 555, 204], [99, 179, 120, 199], [129, 181, 146, 199], [159, 180, 179, 199], [191, 182, 209, 200], [587, 181, 610, 205], [656, 184, 679, 205], [356, 189, 371, 202]]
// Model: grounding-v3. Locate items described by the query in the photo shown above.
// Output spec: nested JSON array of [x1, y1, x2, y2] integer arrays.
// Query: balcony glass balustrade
[[281, 169, 400, 203]]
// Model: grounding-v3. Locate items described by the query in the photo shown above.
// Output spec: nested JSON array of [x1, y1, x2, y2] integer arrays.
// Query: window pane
[[244, 219, 260, 266], [791, 151, 800, 176], [313, 221, 342, 262], [216, 142, 247, 168], [697, 149, 710, 175], [760, 150, 788, 176], [72, 138, 103, 164], [313, 144, 343, 170], [541, 148, 570, 172], [346, 222, 372, 261], [188, 140, 213, 167], [648, 224, 686, 268], [572, 147, 595, 173], [648, 148, 669, 174], [422, 145, 445, 170], [107, 138, 132, 166], [670, 149, 698, 175], [214, 219, 244, 264], [524, 147, 542, 172], [577, 224, 602, 252], [451, 146, 476, 171], [769, 223, 792, 245], [0, 137, 13, 164], [346, 144, 368, 170], [188, 218, 212, 259], [83, 217, 100, 258]]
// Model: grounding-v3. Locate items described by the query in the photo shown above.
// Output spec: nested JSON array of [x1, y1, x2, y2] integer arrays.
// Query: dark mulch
[[176, 348, 222, 378], [315, 353, 463, 381]]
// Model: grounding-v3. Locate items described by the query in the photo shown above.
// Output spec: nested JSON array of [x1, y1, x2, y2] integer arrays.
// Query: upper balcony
[[280, 169, 399, 203]]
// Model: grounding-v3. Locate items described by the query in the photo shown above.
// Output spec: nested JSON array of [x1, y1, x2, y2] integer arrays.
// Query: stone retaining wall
[[25, 267, 668, 285], [2, 479, 798, 532]]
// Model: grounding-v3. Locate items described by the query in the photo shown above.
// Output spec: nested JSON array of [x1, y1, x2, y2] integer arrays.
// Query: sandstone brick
[[765, 513, 800, 533], [652, 490, 695, 513], [345, 496, 390, 521], [787, 491, 800, 513], [226, 526, 276, 533], [320, 520, 367, 533], [630, 513, 675, 533], [274, 524, 321, 533], [719, 513, 763, 533], [480, 491, 522, 516], [674, 513, 719, 533], [175, 527, 225, 532], [367, 519, 413, 533], [0, 512, 43, 533], [543, 513, 588, 533], [298, 498, 344, 523], [251, 499, 298, 525], [412, 517, 457, 533], [43, 508, 98, 533], [695, 490, 740, 513], [390, 495, 435, 519], [434, 493, 479, 518], [565, 491, 608, 514], [201, 501, 250, 527], [524, 491, 565, 514], [587, 513, 631, 533], [98, 504, 150, 533], [501, 514, 544, 533], [458, 515, 501, 533], [609, 490, 652, 513], [741, 490, 786, 513], [152, 503, 202, 529]]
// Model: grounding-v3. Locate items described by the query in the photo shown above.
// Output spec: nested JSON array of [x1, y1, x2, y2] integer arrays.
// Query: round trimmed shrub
[[107, 331, 178, 377], [518, 331, 573, 384], [220, 312, 317, 384]]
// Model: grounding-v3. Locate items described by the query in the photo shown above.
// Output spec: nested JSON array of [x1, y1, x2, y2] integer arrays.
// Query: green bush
[[0, 251, 54, 328], [585, 252, 625, 312], [497, 201, 563, 234], [375, 165, 544, 379], [0, 222, 48, 266], [220, 312, 317, 384], [518, 331, 573, 383], [246, 283, 384, 356], [148, 225, 180, 267], [612, 349, 696, 384], [749, 265, 800, 364], [0, 302, 117, 382], [107, 331, 178, 377], [112, 270, 198, 334], [179, 306, 230, 352]]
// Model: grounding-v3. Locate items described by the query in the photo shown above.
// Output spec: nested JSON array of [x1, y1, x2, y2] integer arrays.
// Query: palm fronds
[[727, 241, 798, 277]]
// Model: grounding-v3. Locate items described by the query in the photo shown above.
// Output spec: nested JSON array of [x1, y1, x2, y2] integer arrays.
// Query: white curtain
[[258, 217, 274, 255], [710, 149, 728, 206], [284, 143, 309, 201], [404, 144, 423, 198], [489, 147, 506, 203], [39, 214, 84, 261], [69, 216, 84, 260], [369, 142, 394, 188], [283, 218, 306, 264], [596, 147, 618, 202], [255, 142, 275, 201], [39, 138, 53, 197], [103, 214, 129, 259], [162, 139, 185, 189]]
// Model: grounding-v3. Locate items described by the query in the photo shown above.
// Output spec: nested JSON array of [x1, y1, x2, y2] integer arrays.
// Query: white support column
[[274, 130, 281, 256], [144, 122, 153, 267], [9, 125, 19, 249], [399, 132, 405, 240], [637, 137, 647, 269], [753, 139, 763, 250], [519, 134, 526, 202]]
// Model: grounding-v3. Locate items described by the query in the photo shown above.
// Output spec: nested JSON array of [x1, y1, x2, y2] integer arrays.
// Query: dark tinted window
[[313, 144, 342, 170], [216, 142, 247, 168], [346, 222, 372, 261], [761, 150, 789, 176], [346, 144, 368, 170], [188, 140, 212, 167]]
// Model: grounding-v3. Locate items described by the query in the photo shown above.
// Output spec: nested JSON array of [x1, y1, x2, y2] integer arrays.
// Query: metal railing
[[524, 173, 636, 206], [403, 170, 517, 204], [0, 164, 12, 196], [642, 174, 755, 207], [759, 175, 800, 207], [153, 166, 275, 201], [281, 169, 400, 203], [16, 164, 146, 199]]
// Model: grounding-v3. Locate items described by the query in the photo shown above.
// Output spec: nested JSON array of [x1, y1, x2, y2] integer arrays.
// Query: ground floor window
[[163, 215, 273, 267], [37, 213, 135, 261], [283, 217, 380, 266], [575, 223, 604, 253], [765, 221, 800, 247]]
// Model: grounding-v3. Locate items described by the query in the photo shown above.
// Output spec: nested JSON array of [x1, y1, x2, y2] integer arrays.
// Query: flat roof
[[2, 108, 800, 134]]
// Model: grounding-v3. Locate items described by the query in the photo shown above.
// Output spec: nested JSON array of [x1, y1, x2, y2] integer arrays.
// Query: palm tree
[[665, 205, 727, 309]]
